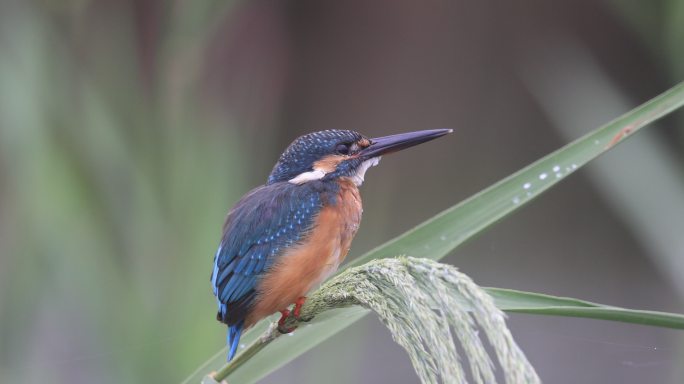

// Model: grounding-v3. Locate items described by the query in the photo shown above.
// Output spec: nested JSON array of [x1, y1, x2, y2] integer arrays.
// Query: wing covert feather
[[210, 182, 325, 325]]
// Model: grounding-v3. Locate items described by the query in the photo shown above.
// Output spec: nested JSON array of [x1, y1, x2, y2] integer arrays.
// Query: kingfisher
[[210, 128, 452, 361]]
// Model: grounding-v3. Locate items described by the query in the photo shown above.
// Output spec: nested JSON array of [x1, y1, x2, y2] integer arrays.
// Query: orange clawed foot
[[293, 296, 307, 318], [277, 297, 308, 334], [277, 309, 295, 334]]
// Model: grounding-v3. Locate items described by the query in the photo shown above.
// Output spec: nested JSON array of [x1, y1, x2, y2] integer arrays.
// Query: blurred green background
[[1, 1, 683, 383]]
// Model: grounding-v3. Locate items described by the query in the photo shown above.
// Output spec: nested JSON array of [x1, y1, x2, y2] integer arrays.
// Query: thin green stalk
[[185, 81, 684, 384], [207, 257, 540, 384]]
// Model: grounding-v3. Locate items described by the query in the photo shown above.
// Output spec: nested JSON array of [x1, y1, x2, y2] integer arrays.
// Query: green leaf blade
[[506, 307, 684, 329], [184, 82, 684, 384], [487, 288, 684, 329], [346, 81, 684, 268]]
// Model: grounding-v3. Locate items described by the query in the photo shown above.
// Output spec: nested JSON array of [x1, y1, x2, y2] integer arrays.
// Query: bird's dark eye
[[335, 143, 351, 155]]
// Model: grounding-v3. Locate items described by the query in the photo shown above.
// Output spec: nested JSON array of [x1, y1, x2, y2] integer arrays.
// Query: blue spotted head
[[267, 129, 453, 186]]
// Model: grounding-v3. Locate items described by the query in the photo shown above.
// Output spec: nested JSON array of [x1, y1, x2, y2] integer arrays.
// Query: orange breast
[[246, 179, 362, 327]]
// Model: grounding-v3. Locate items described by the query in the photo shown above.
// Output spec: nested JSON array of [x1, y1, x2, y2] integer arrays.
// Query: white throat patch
[[288, 157, 381, 186], [349, 157, 380, 186]]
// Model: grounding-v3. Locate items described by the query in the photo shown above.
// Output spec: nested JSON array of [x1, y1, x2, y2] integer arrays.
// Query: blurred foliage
[[0, 0, 683, 383], [607, 0, 684, 79], [0, 1, 246, 382]]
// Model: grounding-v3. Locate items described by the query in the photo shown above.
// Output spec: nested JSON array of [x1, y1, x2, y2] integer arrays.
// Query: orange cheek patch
[[358, 138, 370, 148], [314, 155, 347, 173]]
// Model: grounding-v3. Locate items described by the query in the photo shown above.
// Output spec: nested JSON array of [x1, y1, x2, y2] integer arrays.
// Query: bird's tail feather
[[227, 320, 244, 361]]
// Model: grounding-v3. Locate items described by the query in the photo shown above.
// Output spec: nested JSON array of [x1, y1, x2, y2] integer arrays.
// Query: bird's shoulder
[[221, 181, 332, 240]]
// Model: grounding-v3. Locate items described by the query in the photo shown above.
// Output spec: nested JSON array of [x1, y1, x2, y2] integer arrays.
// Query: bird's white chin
[[350, 157, 381, 186]]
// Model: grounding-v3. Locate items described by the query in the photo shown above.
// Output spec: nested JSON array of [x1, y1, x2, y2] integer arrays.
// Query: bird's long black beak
[[360, 128, 453, 158]]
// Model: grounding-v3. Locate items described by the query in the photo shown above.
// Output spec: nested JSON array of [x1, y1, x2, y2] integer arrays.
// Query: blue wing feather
[[211, 181, 336, 361], [227, 320, 244, 361], [211, 181, 327, 328]]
